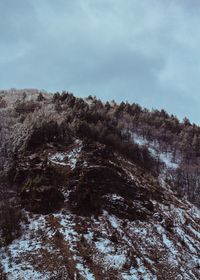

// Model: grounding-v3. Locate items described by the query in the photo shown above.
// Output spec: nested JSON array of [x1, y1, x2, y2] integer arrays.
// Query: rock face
[[21, 186, 64, 214], [68, 144, 159, 221], [0, 91, 200, 280]]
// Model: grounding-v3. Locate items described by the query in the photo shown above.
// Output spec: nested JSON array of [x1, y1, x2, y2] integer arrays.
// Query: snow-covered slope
[[1, 141, 200, 280], [131, 132, 180, 170], [0, 91, 200, 280]]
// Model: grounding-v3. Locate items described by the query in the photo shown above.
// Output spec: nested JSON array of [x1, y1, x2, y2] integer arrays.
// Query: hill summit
[[0, 90, 199, 280]]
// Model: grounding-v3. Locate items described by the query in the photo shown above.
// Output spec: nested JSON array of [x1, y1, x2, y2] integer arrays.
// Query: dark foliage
[[0, 204, 22, 245], [14, 100, 40, 114], [21, 186, 64, 214], [26, 121, 72, 151]]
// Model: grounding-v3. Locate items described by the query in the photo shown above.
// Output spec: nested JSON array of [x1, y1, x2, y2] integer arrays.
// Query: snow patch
[[49, 152, 68, 166], [49, 140, 82, 169], [131, 132, 180, 169], [76, 263, 95, 280], [1, 214, 52, 280]]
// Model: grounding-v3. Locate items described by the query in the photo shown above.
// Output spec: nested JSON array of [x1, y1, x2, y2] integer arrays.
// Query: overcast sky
[[1, 0, 200, 123]]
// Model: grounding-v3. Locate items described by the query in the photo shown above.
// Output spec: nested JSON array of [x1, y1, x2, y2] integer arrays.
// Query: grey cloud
[[0, 0, 200, 123]]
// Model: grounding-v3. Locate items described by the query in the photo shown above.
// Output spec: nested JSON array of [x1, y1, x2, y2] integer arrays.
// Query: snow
[[136, 258, 156, 280], [84, 231, 93, 242], [159, 152, 179, 169], [49, 152, 68, 166], [122, 260, 157, 280], [131, 132, 180, 170], [95, 238, 112, 254], [171, 207, 186, 225], [189, 205, 200, 218], [94, 236, 127, 269], [76, 263, 95, 280], [0, 208, 97, 279], [2, 200, 199, 280], [52, 212, 78, 243], [67, 145, 82, 169], [2, 263, 51, 280], [107, 214, 120, 229], [105, 194, 124, 202], [131, 133, 149, 146], [50, 213, 95, 279], [188, 225, 200, 239], [104, 253, 126, 269], [49, 140, 82, 169], [1, 144, 200, 280], [175, 227, 198, 254], [149, 146, 179, 169], [156, 225, 177, 253], [0, 214, 52, 280]]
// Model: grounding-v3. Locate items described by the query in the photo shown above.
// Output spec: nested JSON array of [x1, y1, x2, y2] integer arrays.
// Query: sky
[[1, 0, 200, 123]]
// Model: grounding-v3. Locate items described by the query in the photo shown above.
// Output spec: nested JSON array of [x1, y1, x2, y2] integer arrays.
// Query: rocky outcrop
[[68, 143, 161, 221], [21, 185, 64, 214]]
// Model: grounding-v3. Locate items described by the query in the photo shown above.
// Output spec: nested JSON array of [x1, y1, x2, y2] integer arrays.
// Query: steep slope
[[0, 90, 200, 280], [0, 139, 200, 280]]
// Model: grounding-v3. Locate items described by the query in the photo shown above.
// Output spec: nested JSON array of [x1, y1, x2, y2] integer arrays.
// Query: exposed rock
[[68, 144, 163, 221], [21, 185, 64, 214]]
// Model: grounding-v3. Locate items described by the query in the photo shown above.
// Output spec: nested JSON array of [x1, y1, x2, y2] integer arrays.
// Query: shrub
[[15, 100, 40, 114], [0, 97, 7, 108]]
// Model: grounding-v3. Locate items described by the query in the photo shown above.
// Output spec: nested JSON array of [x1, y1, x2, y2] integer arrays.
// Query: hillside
[[0, 90, 200, 280]]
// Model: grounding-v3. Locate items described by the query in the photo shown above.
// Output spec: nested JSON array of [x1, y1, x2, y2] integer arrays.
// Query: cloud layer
[[1, 0, 200, 122]]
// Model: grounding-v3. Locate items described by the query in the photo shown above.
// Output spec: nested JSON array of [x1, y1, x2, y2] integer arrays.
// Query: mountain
[[0, 90, 199, 280]]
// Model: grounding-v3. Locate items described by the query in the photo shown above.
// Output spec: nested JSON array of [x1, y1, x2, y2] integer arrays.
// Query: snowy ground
[[131, 132, 180, 169], [1, 190, 200, 280], [1, 139, 200, 279], [49, 140, 82, 169]]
